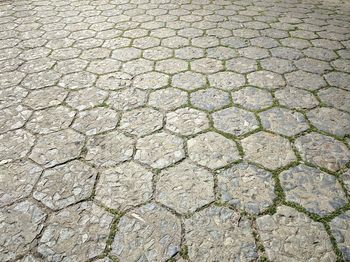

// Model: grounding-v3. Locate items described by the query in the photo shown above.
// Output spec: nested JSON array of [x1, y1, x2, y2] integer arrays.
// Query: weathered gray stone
[[23, 86, 68, 110], [330, 211, 350, 261], [257, 206, 336, 262], [232, 86, 273, 110], [66, 87, 108, 111], [0, 86, 28, 110], [275, 87, 319, 110], [172, 71, 206, 91], [191, 58, 223, 74], [318, 88, 350, 113], [133, 72, 169, 90], [148, 87, 188, 111], [112, 203, 181, 261], [0, 105, 32, 134], [247, 71, 285, 90], [107, 88, 147, 111], [218, 163, 276, 214], [190, 88, 230, 112], [96, 72, 132, 91], [185, 206, 258, 261], [285, 71, 326, 91], [208, 71, 245, 91]]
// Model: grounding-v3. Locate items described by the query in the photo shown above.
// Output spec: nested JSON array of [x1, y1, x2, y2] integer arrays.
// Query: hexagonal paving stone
[[247, 71, 285, 90], [30, 129, 85, 168], [107, 88, 147, 111], [294, 58, 332, 74], [175, 46, 204, 60], [0, 86, 28, 110], [257, 206, 336, 262], [330, 211, 350, 261], [191, 58, 223, 74], [190, 88, 230, 112], [295, 132, 350, 172], [111, 47, 141, 61], [156, 160, 214, 214], [260, 57, 295, 74], [307, 107, 350, 137], [280, 164, 347, 216], [232, 86, 273, 110], [212, 107, 259, 136], [33, 160, 96, 210], [172, 71, 206, 91], [133, 72, 169, 90], [0, 129, 35, 165], [58, 71, 96, 90], [95, 161, 153, 210], [184, 206, 258, 261], [96, 72, 132, 91], [86, 59, 121, 75], [23, 86, 68, 110], [135, 132, 185, 169], [285, 70, 326, 91], [26, 106, 75, 134], [119, 107, 163, 136], [143, 46, 173, 60], [226, 57, 258, 73], [342, 169, 350, 194], [165, 107, 209, 136], [239, 46, 269, 59], [155, 58, 188, 74], [259, 108, 309, 136], [274, 87, 319, 110], [0, 201, 47, 262], [208, 71, 245, 91], [85, 131, 134, 168], [218, 162, 276, 214], [148, 87, 188, 111], [188, 132, 240, 169], [325, 72, 350, 90], [22, 70, 61, 90], [72, 108, 119, 135], [66, 88, 108, 111], [0, 160, 42, 207], [0, 105, 32, 134], [111, 203, 181, 261], [318, 88, 350, 113], [38, 202, 113, 262], [241, 132, 296, 170], [122, 58, 154, 75]]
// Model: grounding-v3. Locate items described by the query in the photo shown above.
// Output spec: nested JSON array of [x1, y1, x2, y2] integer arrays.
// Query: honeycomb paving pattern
[[1, 0, 350, 261]]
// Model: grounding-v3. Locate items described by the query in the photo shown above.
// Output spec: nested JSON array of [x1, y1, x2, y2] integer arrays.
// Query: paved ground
[[1, 0, 350, 261]]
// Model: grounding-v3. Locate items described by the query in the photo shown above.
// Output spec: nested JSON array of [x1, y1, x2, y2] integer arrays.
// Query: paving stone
[[342, 169, 350, 194], [111, 47, 142, 61], [295, 132, 350, 172], [175, 46, 205, 60], [239, 46, 270, 59], [122, 58, 154, 75], [86, 59, 121, 75], [0, 160, 42, 207], [307, 107, 350, 137], [330, 211, 350, 261], [119, 107, 163, 136], [231, 86, 273, 110], [148, 87, 188, 111], [133, 72, 169, 90], [96, 72, 132, 91], [112, 203, 181, 261], [191, 58, 223, 74], [66, 88, 108, 111], [331, 59, 350, 73], [85, 131, 134, 168], [281, 164, 347, 216], [0, 86, 28, 110], [23, 86, 68, 110], [247, 71, 285, 90], [58, 71, 97, 90], [0, 201, 47, 262], [212, 107, 259, 136], [155, 58, 188, 74], [156, 160, 214, 214], [172, 71, 206, 91], [260, 107, 309, 136], [143, 46, 173, 60], [38, 202, 113, 262], [260, 57, 295, 74], [95, 161, 153, 210], [165, 107, 209, 136], [190, 88, 230, 112], [257, 206, 336, 262], [72, 107, 119, 135], [207, 46, 237, 60], [54, 58, 88, 74], [218, 163, 275, 214], [0, 129, 35, 165], [324, 72, 350, 90], [22, 70, 61, 89], [33, 160, 96, 210], [26, 106, 75, 134], [188, 132, 240, 169], [30, 129, 85, 168], [208, 71, 245, 91], [184, 206, 258, 261], [135, 132, 185, 169], [242, 131, 296, 170], [107, 88, 147, 111], [274, 86, 319, 110], [0, 105, 32, 134], [285, 70, 326, 91], [295, 58, 332, 74]]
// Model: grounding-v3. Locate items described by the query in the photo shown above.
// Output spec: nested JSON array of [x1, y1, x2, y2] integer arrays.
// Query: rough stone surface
[[188, 132, 240, 169], [190, 88, 230, 112], [0, 105, 32, 134], [280, 165, 347, 216], [95, 161, 153, 210], [330, 211, 350, 261], [33, 160, 97, 210], [318, 88, 350, 113], [275, 87, 319, 110], [257, 206, 336, 262], [156, 160, 215, 214], [218, 163, 276, 214], [232, 86, 273, 110], [112, 203, 181, 261], [242, 132, 296, 170], [184, 206, 258, 261], [38, 202, 113, 261], [295, 132, 350, 172], [148, 88, 188, 111]]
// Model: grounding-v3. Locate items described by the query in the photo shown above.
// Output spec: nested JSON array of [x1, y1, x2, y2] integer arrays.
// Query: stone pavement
[[1, 0, 350, 261]]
